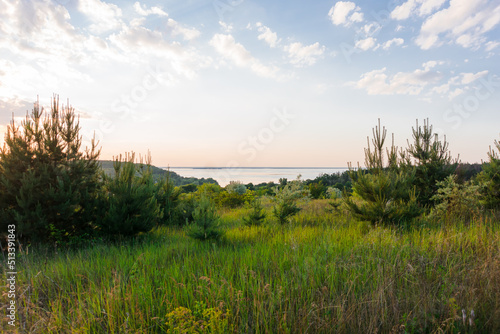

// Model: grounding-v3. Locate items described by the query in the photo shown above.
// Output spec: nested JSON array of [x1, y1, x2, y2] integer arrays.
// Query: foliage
[[477, 137, 500, 210], [197, 183, 222, 200], [225, 181, 247, 195], [345, 120, 422, 226], [216, 190, 254, 208], [272, 176, 309, 225], [242, 198, 267, 226], [345, 169, 422, 225], [180, 183, 198, 193], [186, 195, 224, 241], [403, 118, 456, 207], [165, 301, 231, 334], [172, 193, 197, 226], [0, 96, 101, 243], [430, 175, 482, 223], [154, 170, 182, 226], [326, 187, 342, 199], [98, 152, 161, 237], [309, 170, 352, 193], [309, 181, 326, 199]]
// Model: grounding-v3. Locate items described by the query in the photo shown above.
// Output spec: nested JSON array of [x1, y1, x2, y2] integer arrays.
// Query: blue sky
[[1, 0, 499, 167]]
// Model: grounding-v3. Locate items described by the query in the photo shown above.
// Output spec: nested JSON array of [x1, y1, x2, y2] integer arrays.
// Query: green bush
[[0, 96, 102, 243], [98, 152, 161, 237], [430, 175, 482, 223], [171, 193, 197, 226], [272, 177, 309, 225], [477, 138, 500, 210], [309, 181, 326, 199], [243, 198, 266, 226], [225, 181, 246, 195], [345, 169, 423, 225], [186, 195, 224, 241], [155, 171, 181, 226]]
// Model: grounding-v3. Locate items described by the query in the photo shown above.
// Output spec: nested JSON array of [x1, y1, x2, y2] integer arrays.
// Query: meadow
[[3, 200, 499, 333]]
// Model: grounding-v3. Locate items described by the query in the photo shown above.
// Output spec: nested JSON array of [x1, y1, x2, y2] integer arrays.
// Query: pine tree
[[477, 137, 500, 210], [0, 95, 101, 243], [345, 119, 422, 226], [99, 152, 161, 237], [243, 198, 266, 226], [405, 119, 456, 207], [186, 195, 224, 241]]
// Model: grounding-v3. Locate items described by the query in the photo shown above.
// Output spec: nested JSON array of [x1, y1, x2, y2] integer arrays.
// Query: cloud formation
[[285, 42, 325, 67], [351, 63, 444, 95], [256, 22, 280, 48], [329, 1, 364, 26], [210, 34, 278, 78]]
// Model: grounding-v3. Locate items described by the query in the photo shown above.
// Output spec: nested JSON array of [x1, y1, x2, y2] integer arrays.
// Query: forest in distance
[[1, 98, 499, 333]]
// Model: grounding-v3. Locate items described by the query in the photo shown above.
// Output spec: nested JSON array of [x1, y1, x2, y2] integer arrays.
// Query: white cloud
[[209, 34, 278, 78], [390, 0, 447, 20], [355, 37, 377, 51], [391, 0, 418, 20], [422, 60, 443, 70], [328, 1, 364, 26], [448, 88, 464, 99], [285, 42, 325, 66], [219, 21, 233, 33], [419, 0, 447, 16], [382, 38, 404, 50], [167, 18, 200, 41], [78, 0, 123, 34], [256, 22, 280, 48], [108, 25, 209, 79], [485, 41, 500, 51], [431, 70, 488, 99], [351, 64, 443, 95], [416, 0, 500, 50], [460, 70, 488, 84], [133, 2, 168, 17]]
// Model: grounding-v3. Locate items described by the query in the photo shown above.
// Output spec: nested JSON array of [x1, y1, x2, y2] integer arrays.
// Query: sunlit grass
[[1, 201, 499, 333]]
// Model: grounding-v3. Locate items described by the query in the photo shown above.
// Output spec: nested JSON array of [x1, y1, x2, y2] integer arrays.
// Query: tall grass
[[1, 201, 499, 333]]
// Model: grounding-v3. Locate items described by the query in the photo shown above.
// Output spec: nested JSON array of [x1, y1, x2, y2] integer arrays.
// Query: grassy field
[[2, 200, 500, 333]]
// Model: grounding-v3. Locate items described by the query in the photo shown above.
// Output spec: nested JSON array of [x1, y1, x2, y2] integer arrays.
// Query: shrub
[[477, 137, 500, 210], [216, 189, 255, 208], [345, 169, 422, 225], [155, 170, 181, 226], [430, 175, 482, 223], [99, 152, 161, 237], [243, 198, 266, 226], [0, 96, 101, 243], [172, 193, 197, 226], [309, 181, 326, 199], [186, 195, 224, 241], [326, 187, 342, 199], [272, 176, 309, 225], [225, 181, 246, 195]]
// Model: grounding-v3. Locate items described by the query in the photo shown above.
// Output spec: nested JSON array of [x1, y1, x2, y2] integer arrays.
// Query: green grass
[[2, 200, 500, 333]]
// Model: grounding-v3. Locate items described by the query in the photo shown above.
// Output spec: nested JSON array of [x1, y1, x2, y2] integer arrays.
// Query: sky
[[1, 0, 499, 167]]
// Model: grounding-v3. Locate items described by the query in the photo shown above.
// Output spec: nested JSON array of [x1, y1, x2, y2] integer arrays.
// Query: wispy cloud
[[210, 34, 278, 79]]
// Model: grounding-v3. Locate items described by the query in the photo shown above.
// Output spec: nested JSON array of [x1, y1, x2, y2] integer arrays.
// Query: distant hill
[[99, 160, 219, 186]]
